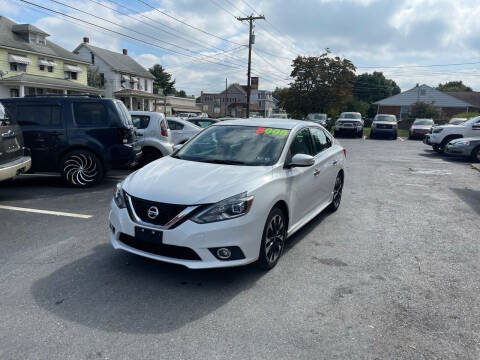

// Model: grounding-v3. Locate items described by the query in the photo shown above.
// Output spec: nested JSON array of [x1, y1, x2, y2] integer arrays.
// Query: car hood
[[434, 124, 463, 130], [373, 121, 396, 126], [337, 118, 362, 122], [122, 156, 273, 204], [411, 125, 432, 129]]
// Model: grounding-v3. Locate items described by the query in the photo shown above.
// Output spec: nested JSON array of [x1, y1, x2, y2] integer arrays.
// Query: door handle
[[1, 130, 15, 138], [332, 160, 338, 166], [313, 169, 321, 177]]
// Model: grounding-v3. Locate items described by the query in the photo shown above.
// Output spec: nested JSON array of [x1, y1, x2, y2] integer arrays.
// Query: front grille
[[377, 124, 392, 129], [339, 121, 356, 126], [119, 233, 201, 260], [128, 194, 188, 226]]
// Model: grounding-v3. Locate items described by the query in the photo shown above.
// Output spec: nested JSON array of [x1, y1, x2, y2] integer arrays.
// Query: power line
[[208, 0, 238, 19], [357, 61, 480, 69]]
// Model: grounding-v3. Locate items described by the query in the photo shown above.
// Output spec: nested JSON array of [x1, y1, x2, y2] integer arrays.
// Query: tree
[[437, 81, 472, 92], [279, 51, 356, 118], [149, 64, 175, 95], [87, 67, 104, 89], [353, 72, 400, 103], [175, 89, 187, 98], [344, 97, 370, 117], [410, 102, 440, 120]]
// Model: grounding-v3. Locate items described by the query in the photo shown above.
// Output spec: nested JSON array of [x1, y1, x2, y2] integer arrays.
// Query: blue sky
[[2, 0, 480, 95]]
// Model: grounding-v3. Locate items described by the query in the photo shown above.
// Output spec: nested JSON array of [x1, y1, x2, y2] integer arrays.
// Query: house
[[200, 82, 274, 118], [373, 84, 474, 121], [153, 95, 201, 116], [73, 37, 161, 110], [445, 91, 480, 112], [0, 16, 101, 98]]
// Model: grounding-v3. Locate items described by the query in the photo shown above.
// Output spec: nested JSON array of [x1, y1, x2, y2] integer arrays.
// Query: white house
[[73, 37, 162, 110]]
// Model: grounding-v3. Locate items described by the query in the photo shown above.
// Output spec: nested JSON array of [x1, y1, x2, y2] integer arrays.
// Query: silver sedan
[[444, 138, 480, 162]]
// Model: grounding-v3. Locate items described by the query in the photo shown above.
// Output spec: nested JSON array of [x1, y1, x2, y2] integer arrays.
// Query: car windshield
[[375, 115, 396, 122], [341, 113, 361, 119], [308, 114, 326, 120], [414, 119, 434, 125], [174, 125, 290, 166]]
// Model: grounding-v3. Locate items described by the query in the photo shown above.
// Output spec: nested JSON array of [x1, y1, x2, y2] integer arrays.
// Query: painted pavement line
[[0, 205, 93, 219]]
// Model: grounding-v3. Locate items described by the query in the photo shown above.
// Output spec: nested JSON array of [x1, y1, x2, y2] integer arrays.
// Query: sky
[[2, 0, 480, 96]]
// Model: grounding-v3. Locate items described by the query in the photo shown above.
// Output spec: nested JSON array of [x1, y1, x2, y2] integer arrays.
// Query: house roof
[[0, 73, 103, 93], [12, 23, 49, 35], [113, 89, 163, 98], [0, 16, 87, 63], [74, 43, 155, 79], [445, 91, 480, 108], [373, 84, 473, 108]]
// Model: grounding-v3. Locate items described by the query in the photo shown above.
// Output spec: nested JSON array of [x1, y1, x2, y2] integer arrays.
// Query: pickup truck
[[424, 116, 480, 153], [0, 102, 31, 182]]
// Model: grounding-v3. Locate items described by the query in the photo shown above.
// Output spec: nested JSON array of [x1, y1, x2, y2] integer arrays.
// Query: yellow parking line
[[0, 205, 92, 219]]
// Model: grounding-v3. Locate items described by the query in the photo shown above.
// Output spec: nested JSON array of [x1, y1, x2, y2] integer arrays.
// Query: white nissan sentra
[[109, 118, 346, 270]]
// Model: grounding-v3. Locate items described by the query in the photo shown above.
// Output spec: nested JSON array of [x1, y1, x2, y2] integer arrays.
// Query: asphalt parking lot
[[1, 138, 479, 360]]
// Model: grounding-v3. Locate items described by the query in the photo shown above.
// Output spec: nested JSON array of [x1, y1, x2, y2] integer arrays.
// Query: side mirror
[[289, 154, 315, 167], [173, 144, 183, 152]]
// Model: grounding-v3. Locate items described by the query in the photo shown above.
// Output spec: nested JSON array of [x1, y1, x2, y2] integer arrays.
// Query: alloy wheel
[[332, 175, 343, 209], [64, 153, 98, 186], [265, 214, 286, 264]]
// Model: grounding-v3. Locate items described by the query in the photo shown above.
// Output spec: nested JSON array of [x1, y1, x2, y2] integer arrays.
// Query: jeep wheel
[[61, 150, 103, 187]]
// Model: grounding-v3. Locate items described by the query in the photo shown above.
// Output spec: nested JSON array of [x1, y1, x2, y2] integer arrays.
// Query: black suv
[[1, 95, 140, 187]]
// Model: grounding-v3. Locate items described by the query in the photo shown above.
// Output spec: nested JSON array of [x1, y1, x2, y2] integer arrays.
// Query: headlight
[[113, 182, 126, 208], [433, 128, 443, 134], [454, 140, 470, 146], [191, 192, 254, 224]]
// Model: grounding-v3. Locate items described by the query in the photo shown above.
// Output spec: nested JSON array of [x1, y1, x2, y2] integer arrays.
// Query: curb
[[472, 164, 480, 172]]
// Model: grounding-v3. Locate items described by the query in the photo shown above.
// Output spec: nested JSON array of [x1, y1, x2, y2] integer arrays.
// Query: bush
[[453, 112, 479, 119]]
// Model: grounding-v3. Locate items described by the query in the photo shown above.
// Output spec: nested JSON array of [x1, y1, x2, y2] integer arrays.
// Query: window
[[144, 79, 148, 92], [10, 63, 27, 72], [17, 104, 61, 127], [39, 64, 45, 71], [289, 128, 314, 157], [310, 127, 331, 154], [9, 89, 19, 98], [91, 53, 95, 64], [64, 71, 77, 80], [131, 115, 150, 129], [73, 102, 107, 127], [168, 120, 184, 130], [100, 73, 105, 87], [47, 66, 53, 73]]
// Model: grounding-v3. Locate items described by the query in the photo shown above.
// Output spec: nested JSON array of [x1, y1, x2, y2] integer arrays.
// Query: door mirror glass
[[289, 153, 315, 167]]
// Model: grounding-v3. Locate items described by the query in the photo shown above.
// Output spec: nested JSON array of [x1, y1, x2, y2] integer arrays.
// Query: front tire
[[328, 173, 343, 212], [471, 147, 480, 163], [61, 150, 103, 187], [370, 131, 375, 139], [433, 144, 441, 153], [257, 207, 287, 270]]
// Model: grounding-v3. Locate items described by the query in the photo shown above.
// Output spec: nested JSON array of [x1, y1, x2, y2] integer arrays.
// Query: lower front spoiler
[[110, 231, 257, 269]]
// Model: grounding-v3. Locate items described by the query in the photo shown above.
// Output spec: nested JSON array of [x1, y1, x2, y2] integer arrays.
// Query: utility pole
[[225, 78, 228, 117], [237, 14, 265, 118]]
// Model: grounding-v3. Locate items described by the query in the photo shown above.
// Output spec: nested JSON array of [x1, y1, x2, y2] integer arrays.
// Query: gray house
[[73, 37, 161, 110], [373, 84, 474, 121]]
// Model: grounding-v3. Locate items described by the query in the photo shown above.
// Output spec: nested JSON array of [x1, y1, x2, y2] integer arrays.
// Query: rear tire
[[61, 150, 103, 187], [393, 132, 397, 140], [257, 207, 287, 270], [328, 173, 343, 212], [370, 131, 375, 139], [471, 147, 480, 163]]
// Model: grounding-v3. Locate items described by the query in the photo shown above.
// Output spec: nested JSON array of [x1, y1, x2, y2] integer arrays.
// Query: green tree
[[149, 64, 175, 95], [410, 102, 441, 120], [279, 51, 356, 118], [344, 97, 370, 117], [175, 89, 187, 98], [437, 81, 472, 92], [353, 72, 400, 103], [87, 67, 104, 89]]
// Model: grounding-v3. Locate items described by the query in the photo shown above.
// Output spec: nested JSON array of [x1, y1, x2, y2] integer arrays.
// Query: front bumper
[[0, 156, 31, 181], [109, 200, 264, 269], [424, 133, 441, 145], [444, 144, 472, 157], [336, 126, 362, 132], [371, 127, 396, 134]]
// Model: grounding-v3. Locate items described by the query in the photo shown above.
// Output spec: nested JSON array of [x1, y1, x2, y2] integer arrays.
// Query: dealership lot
[[1, 139, 479, 359]]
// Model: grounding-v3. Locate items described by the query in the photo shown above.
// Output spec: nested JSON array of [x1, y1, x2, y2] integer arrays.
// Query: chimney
[[122, 49, 128, 55], [83, 37, 89, 43]]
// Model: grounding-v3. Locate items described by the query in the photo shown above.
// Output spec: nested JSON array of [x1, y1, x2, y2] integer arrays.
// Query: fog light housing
[[216, 248, 231, 260]]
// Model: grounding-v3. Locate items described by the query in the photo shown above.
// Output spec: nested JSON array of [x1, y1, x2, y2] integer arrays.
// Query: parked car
[[166, 117, 202, 145], [449, 117, 467, 125], [305, 113, 328, 127], [444, 137, 480, 162], [269, 113, 288, 119], [409, 118, 435, 139], [130, 111, 173, 166], [177, 112, 196, 119], [424, 116, 480, 153], [187, 117, 219, 128], [334, 112, 363, 138], [0, 101, 31, 182], [1, 95, 141, 187], [370, 114, 398, 139], [109, 118, 346, 270]]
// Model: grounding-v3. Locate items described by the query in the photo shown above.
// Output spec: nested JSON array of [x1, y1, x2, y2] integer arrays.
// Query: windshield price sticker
[[256, 127, 289, 136]]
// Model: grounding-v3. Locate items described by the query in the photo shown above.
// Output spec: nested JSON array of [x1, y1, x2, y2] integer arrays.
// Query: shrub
[[453, 112, 479, 119]]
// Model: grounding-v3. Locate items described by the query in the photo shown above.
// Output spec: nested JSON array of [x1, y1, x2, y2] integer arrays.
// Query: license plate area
[[135, 227, 163, 243]]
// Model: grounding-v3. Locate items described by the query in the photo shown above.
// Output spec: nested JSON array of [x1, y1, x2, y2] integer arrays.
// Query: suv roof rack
[[24, 94, 102, 98]]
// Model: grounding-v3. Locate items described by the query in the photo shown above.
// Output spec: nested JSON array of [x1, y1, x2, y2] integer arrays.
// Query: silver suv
[[334, 112, 363, 138], [370, 114, 398, 139], [130, 111, 173, 166]]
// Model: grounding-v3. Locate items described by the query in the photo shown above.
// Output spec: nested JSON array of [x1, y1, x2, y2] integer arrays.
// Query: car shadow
[[417, 151, 471, 163], [450, 188, 480, 215], [30, 243, 267, 335], [284, 209, 329, 253]]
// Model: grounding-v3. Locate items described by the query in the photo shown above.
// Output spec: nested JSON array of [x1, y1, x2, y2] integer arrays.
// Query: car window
[[310, 127, 331, 154], [131, 115, 150, 129], [190, 120, 212, 128], [168, 120, 184, 130], [114, 101, 134, 127], [74, 102, 107, 127], [289, 128, 314, 157], [0, 103, 15, 125], [17, 104, 62, 127]]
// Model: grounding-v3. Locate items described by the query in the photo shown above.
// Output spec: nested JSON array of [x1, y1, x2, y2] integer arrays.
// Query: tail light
[[160, 121, 168, 137], [343, 148, 347, 158], [161, 129, 167, 137], [120, 128, 129, 144]]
